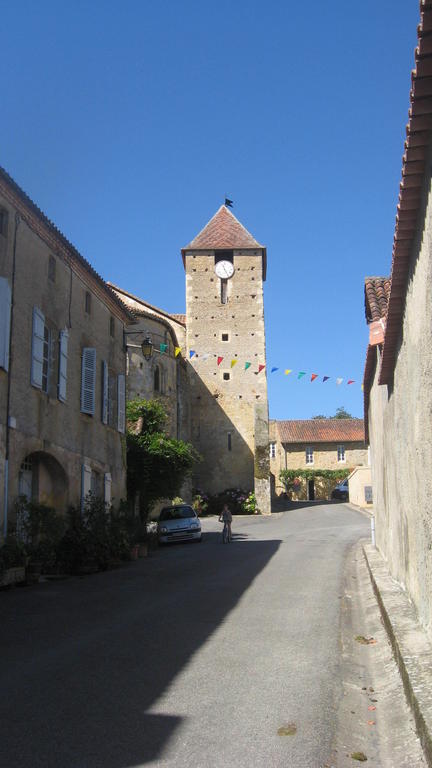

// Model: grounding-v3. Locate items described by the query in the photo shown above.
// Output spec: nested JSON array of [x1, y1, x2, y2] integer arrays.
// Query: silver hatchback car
[[158, 504, 202, 544]]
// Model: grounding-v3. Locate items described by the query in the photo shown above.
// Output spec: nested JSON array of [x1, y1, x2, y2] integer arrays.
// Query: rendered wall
[[368, 172, 432, 639]]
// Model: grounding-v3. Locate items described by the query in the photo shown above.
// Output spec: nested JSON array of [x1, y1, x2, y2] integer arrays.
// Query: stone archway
[[18, 451, 68, 512]]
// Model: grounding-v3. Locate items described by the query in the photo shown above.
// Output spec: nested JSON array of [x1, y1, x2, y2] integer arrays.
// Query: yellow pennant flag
[[284, 369, 292, 375], [175, 347, 181, 357], [231, 359, 238, 368]]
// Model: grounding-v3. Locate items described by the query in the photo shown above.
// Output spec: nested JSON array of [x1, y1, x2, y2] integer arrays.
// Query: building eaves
[[379, 1, 432, 384], [0, 165, 133, 323], [276, 419, 365, 444]]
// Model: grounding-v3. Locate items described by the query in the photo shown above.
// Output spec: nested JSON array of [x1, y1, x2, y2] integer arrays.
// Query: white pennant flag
[[336, 377, 343, 385], [202, 353, 210, 361]]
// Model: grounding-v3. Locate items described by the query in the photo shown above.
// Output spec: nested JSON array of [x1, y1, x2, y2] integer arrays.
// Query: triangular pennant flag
[[271, 367, 279, 374], [336, 377, 343, 385], [298, 371, 306, 379], [258, 364, 266, 373], [175, 347, 181, 357], [311, 373, 318, 382], [361, 384, 364, 391], [189, 350, 196, 359], [322, 376, 329, 382], [284, 369, 292, 375], [217, 356, 224, 366], [245, 362, 251, 370], [202, 353, 210, 361], [347, 379, 355, 385], [231, 359, 238, 368], [159, 343, 168, 353]]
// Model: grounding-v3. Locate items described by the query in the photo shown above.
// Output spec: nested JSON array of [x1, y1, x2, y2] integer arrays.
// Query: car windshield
[[159, 506, 196, 521]]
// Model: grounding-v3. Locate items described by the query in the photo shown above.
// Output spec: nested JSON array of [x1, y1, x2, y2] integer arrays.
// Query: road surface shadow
[[0, 533, 281, 767]]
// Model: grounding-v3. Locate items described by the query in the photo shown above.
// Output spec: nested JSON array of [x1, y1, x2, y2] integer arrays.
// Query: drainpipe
[[3, 213, 20, 537]]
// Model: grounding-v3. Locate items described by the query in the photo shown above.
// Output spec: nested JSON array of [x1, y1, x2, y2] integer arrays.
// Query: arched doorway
[[18, 452, 68, 511]]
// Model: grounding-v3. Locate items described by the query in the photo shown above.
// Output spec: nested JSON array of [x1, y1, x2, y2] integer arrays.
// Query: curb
[[362, 542, 432, 767]]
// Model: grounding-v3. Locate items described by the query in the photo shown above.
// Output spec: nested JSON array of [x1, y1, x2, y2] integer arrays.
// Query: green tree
[[126, 399, 200, 519], [332, 406, 353, 419]]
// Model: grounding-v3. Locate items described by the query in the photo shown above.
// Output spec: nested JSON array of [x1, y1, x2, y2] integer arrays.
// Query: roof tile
[[277, 419, 365, 444], [182, 205, 264, 251], [364, 277, 391, 323]]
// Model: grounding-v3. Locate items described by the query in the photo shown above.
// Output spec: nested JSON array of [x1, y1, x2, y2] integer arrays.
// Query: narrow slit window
[[221, 279, 228, 304], [223, 372, 230, 381], [227, 432, 232, 451]]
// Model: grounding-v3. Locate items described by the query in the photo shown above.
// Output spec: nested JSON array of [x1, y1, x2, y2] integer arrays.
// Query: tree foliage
[[311, 406, 353, 420], [126, 399, 200, 518], [280, 467, 351, 492]]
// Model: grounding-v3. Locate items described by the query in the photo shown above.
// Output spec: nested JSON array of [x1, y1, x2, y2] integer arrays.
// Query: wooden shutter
[[104, 472, 112, 506], [102, 361, 109, 424], [117, 373, 125, 433], [31, 307, 45, 388], [0, 278, 11, 372], [81, 463, 92, 510], [81, 348, 96, 415], [58, 330, 69, 402]]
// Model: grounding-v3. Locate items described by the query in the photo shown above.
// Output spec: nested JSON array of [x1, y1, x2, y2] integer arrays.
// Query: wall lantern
[[141, 336, 153, 361]]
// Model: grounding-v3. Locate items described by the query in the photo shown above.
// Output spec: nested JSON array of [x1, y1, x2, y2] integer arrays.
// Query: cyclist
[[219, 503, 232, 542]]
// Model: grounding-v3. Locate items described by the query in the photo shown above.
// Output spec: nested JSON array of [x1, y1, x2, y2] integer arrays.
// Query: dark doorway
[[308, 479, 315, 501]]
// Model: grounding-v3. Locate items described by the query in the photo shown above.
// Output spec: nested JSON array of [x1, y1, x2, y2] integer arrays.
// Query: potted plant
[[0, 536, 27, 587]]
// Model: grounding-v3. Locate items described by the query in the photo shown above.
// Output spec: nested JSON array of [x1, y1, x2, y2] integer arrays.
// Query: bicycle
[[222, 521, 232, 543]]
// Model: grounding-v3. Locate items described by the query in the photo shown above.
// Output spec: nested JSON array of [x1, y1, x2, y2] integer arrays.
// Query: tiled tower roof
[[181, 204, 267, 278], [182, 205, 264, 251]]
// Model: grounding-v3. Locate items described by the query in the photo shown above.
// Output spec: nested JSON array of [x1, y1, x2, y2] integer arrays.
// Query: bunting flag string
[[166, 346, 360, 387]]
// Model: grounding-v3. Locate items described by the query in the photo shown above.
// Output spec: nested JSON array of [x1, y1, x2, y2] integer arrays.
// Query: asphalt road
[[0, 503, 369, 768]]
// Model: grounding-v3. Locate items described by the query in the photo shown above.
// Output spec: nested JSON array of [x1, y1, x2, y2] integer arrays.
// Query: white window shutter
[[31, 307, 45, 388], [0, 278, 11, 371], [104, 472, 112, 506], [58, 329, 69, 402], [117, 373, 125, 433], [81, 463, 92, 510], [102, 360, 109, 424], [81, 348, 96, 415]]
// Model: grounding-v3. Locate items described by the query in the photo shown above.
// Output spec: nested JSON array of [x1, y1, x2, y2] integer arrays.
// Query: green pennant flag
[[245, 362, 251, 370], [298, 371, 306, 379]]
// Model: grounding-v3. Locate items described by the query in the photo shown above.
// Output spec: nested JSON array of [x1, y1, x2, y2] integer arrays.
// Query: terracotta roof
[[277, 419, 365, 444], [108, 283, 186, 327], [181, 205, 267, 279], [0, 166, 133, 322], [364, 277, 391, 323], [379, 0, 432, 384]]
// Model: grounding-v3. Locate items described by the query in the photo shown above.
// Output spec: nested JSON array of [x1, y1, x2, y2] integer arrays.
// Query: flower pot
[[138, 542, 148, 558], [130, 544, 139, 561], [0, 566, 26, 588]]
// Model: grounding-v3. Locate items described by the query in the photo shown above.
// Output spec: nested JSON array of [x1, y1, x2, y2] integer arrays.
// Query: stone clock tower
[[181, 204, 270, 514]]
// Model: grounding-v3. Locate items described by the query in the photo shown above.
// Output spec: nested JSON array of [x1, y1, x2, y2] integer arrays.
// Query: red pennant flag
[[258, 364, 265, 373], [347, 379, 355, 385], [217, 356, 224, 366], [311, 373, 318, 382]]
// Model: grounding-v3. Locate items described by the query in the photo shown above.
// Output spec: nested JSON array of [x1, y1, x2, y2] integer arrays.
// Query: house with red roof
[[269, 418, 368, 501], [363, 0, 432, 639]]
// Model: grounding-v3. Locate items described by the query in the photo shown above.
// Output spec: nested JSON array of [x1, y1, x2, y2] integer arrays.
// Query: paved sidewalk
[[363, 543, 432, 767]]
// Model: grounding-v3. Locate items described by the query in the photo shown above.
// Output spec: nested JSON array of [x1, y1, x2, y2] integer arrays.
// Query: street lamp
[[141, 336, 153, 361]]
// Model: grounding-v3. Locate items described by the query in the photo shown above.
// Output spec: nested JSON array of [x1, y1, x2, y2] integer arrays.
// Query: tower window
[[215, 250, 233, 265], [221, 333, 229, 342], [223, 372, 230, 381], [221, 279, 228, 304]]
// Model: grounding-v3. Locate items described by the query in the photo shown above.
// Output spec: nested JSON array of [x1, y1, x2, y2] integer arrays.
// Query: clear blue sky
[[1, 0, 418, 420]]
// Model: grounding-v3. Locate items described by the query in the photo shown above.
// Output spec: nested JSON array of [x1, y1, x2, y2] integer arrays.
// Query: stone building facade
[[270, 419, 367, 500], [0, 167, 131, 534], [363, 4, 432, 640]]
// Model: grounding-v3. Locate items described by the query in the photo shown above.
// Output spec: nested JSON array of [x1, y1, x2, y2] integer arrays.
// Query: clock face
[[215, 260, 234, 279]]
